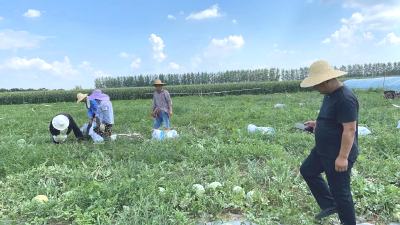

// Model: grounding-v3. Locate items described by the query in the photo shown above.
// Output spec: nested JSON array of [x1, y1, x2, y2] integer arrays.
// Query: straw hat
[[151, 79, 167, 86], [300, 60, 347, 88], [52, 115, 69, 131], [76, 93, 88, 103]]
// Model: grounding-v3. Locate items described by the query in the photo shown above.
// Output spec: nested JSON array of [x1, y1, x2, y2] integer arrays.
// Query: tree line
[[1, 61, 399, 91], [0, 88, 53, 93], [94, 62, 400, 89]]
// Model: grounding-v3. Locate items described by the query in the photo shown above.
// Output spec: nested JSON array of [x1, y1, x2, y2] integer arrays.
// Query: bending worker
[[77, 92, 99, 134], [49, 114, 84, 144]]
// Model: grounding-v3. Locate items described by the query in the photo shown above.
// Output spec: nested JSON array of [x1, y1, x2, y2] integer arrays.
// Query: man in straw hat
[[77, 93, 100, 135], [151, 79, 173, 131], [299, 60, 359, 224], [49, 113, 85, 144]]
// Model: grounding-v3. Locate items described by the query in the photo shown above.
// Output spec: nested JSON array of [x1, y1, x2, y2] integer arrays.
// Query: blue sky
[[0, 0, 399, 89]]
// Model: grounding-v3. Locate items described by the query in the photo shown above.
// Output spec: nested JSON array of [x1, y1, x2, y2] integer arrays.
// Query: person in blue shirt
[[77, 93, 100, 134]]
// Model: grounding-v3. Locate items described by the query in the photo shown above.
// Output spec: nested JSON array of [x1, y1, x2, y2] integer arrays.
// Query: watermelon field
[[0, 89, 399, 224]]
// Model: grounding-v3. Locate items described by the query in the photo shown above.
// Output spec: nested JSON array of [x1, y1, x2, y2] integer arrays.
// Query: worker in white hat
[[49, 114, 85, 144], [299, 60, 359, 224]]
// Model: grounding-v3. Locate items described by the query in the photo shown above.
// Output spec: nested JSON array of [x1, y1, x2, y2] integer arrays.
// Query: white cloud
[[363, 31, 374, 40], [331, 25, 355, 43], [1, 57, 52, 70], [94, 70, 110, 78], [376, 32, 400, 46], [190, 55, 202, 69], [340, 4, 400, 30], [0, 56, 79, 77], [232, 19, 236, 24], [273, 44, 278, 47], [130, 58, 141, 68], [307, 0, 313, 3], [22, 9, 41, 18], [321, 38, 331, 44], [324, 25, 357, 48], [185, 4, 225, 20], [0, 16, 4, 21], [289, 51, 296, 54], [78, 61, 92, 70], [204, 35, 244, 58], [149, 34, 167, 62], [167, 15, 176, 20], [0, 29, 47, 50], [342, 12, 363, 24], [323, 2, 399, 51], [119, 52, 131, 58], [179, 11, 184, 15], [167, 62, 180, 70]]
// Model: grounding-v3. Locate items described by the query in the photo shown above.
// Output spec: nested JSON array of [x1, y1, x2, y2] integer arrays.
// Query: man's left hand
[[169, 109, 173, 117], [335, 156, 348, 172]]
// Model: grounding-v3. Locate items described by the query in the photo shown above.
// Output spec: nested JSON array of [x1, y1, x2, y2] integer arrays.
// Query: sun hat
[[151, 79, 167, 86], [52, 115, 69, 131], [88, 90, 110, 101], [300, 60, 347, 88], [76, 93, 88, 103]]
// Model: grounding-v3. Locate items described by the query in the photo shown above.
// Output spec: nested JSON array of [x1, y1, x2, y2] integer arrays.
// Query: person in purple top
[[88, 90, 114, 136]]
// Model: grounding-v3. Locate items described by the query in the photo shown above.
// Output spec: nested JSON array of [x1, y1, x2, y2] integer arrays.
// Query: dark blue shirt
[[315, 85, 359, 159]]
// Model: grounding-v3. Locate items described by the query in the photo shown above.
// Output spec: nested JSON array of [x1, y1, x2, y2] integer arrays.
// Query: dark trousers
[[86, 116, 100, 137], [300, 147, 357, 225], [50, 118, 84, 144]]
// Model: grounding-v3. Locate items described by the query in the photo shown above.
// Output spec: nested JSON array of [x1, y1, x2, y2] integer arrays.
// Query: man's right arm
[[151, 94, 156, 116], [152, 93, 156, 109]]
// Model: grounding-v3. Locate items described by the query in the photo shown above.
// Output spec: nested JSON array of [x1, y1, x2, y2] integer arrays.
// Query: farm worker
[[49, 114, 84, 144], [150, 79, 173, 131], [299, 60, 359, 224], [77, 93, 100, 134], [88, 89, 114, 136]]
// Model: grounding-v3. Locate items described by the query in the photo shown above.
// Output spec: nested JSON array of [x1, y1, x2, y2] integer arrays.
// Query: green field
[[0, 89, 399, 224]]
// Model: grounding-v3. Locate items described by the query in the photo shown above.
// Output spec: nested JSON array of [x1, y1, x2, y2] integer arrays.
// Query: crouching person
[[49, 114, 85, 144]]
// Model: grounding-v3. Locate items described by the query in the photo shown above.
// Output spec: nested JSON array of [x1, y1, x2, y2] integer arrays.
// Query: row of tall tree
[[94, 62, 400, 89], [0, 88, 51, 93]]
